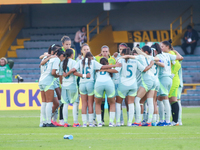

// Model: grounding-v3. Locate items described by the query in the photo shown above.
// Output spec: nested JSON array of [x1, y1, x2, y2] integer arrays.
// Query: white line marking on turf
[[1, 132, 199, 136], [0, 116, 39, 118]]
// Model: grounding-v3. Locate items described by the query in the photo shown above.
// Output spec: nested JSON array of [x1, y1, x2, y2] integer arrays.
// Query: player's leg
[[45, 89, 56, 127], [39, 89, 47, 127]]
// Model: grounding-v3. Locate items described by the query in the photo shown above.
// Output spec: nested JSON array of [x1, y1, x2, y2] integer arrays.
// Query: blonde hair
[[133, 47, 149, 59]]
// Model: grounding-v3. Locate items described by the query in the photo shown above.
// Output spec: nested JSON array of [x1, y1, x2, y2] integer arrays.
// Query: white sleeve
[[74, 60, 81, 71], [168, 53, 176, 61], [93, 60, 103, 70], [59, 62, 63, 75], [52, 58, 60, 70], [137, 60, 145, 72], [115, 59, 122, 72]]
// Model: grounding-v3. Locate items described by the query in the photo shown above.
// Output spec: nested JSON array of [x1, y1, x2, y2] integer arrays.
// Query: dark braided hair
[[63, 49, 73, 73], [151, 43, 162, 54], [82, 52, 93, 69], [100, 57, 112, 77], [121, 47, 131, 63]]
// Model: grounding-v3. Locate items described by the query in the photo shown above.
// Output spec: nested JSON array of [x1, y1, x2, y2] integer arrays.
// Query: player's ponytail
[[48, 44, 61, 54], [82, 52, 93, 69], [151, 43, 162, 54], [133, 47, 149, 58], [63, 49, 73, 73], [121, 47, 131, 63]]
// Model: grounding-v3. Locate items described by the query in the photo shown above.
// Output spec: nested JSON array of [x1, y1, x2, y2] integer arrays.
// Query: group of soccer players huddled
[[38, 35, 184, 128]]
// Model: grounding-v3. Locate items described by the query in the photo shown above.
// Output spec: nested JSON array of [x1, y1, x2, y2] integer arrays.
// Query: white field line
[[0, 132, 199, 136]]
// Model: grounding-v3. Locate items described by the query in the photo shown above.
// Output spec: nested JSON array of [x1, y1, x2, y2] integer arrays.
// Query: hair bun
[[168, 39, 172, 44]]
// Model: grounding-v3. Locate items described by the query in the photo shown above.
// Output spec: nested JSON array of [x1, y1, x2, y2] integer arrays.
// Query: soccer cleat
[[59, 120, 64, 126], [120, 121, 124, 126], [76, 123, 81, 127], [93, 120, 97, 125], [171, 121, 179, 126], [142, 122, 151, 126], [116, 123, 121, 127], [102, 122, 105, 126], [132, 122, 142, 127], [73, 123, 78, 127], [64, 123, 70, 127], [109, 123, 115, 127], [82, 124, 87, 127], [98, 123, 102, 127], [157, 122, 164, 126], [127, 122, 132, 127], [89, 124, 96, 127], [46, 123, 57, 127], [51, 120, 63, 126], [164, 122, 171, 126], [39, 123, 43, 127], [142, 120, 146, 124], [151, 122, 157, 126], [178, 121, 183, 126]]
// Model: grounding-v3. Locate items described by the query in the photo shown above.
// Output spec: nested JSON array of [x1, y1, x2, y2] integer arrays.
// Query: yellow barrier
[[0, 83, 82, 110]]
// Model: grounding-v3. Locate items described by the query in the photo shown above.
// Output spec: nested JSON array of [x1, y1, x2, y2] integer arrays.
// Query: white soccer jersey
[[116, 58, 145, 86], [156, 53, 176, 78], [59, 58, 77, 87], [39, 57, 60, 85], [74, 58, 102, 83], [136, 55, 155, 77]]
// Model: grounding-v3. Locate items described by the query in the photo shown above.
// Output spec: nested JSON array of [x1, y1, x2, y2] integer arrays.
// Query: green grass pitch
[[0, 107, 200, 150]]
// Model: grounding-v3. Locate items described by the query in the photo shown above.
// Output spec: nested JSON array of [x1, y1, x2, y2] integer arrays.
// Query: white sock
[[46, 102, 53, 124], [152, 114, 157, 123], [109, 112, 115, 123], [96, 114, 101, 124], [147, 98, 154, 123], [135, 97, 141, 123], [86, 107, 89, 122], [73, 102, 78, 124], [40, 102, 46, 124], [93, 102, 96, 120], [158, 100, 164, 122], [52, 108, 58, 122], [143, 102, 147, 121], [156, 114, 159, 122], [120, 109, 124, 122], [89, 114, 93, 124], [128, 103, 134, 123], [163, 99, 171, 123], [63, 103, 69, 123], [140, 114, 143, 122], [82, 114, 87, 124], [178, 101, 182, 122], [116, 103, 121, 123]]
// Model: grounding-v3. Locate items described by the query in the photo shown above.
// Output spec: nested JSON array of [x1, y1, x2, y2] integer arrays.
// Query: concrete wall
[[0, 0, 200, 31]]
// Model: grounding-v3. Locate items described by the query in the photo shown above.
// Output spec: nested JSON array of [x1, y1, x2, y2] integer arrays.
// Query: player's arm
[[155, 61, 164, 67], [63, 68, 77, 77], [52, 69, 60, 78], [73, 71, 90, 78], [39, 52, 50, 59], [99, 69, 118, 73], [40, 55, 56, 65], [143, 60, 154, 72], [173, 50, 184, 61]]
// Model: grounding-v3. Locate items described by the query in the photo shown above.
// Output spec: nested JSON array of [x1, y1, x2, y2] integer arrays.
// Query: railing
[[183, 83, 200, 94], [170, 6, 193, 42], [86, 11, 109, 45], [0, 6, 22, 41]]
